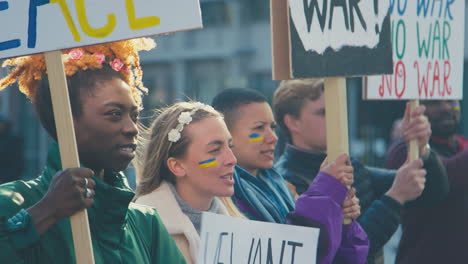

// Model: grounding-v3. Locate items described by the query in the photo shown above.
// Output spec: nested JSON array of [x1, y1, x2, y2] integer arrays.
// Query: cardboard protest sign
[[0, 0, 202, 59], [271, 0, 393, 79], [365, 0, 465, 100], [199, 213, 320, 264]]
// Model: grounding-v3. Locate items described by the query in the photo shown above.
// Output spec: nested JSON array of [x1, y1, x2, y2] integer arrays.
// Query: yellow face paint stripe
[[248, 133, 264, 142], [198, 158, 219, 168]]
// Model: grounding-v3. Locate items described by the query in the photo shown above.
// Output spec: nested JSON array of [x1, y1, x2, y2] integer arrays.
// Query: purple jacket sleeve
[[286, 172, 369, 264], [334, 221, 370, 264]]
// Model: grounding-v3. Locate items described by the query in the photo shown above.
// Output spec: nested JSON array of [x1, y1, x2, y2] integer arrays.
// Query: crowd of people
[[0, 39, 464, 263]]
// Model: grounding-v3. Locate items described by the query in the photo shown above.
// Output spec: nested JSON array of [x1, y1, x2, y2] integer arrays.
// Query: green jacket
[[0, 143, 186, 264]]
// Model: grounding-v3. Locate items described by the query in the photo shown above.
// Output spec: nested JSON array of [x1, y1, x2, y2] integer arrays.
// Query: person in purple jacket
[[212, 88, 369, 263]]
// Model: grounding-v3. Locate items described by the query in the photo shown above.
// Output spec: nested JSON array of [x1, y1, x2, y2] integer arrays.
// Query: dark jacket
[[275, 144, 448, 264], [386, 139, 464, 264]]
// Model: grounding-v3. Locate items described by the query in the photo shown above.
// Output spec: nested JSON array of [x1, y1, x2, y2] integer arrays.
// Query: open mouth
[[116, 144, 137, 157], [260, 149, 275, 159], [220, 173, 235, 185]]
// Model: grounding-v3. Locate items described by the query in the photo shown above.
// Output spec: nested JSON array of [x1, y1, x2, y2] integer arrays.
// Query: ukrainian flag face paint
[[248, 133, 264, 142], [198, 158, 219, 168]]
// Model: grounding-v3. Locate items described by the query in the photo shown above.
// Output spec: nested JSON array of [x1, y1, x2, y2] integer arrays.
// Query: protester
[[212, 89, 369, 263], [134, 102, 244, 264], [0, 114, 23, 184], [272, 79, 448, 264], [385, 100, 468, 264], [0, 39, 186, 263]]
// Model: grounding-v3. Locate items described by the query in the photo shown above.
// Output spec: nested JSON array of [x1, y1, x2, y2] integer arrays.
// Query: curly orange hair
[[0, 38, 156, 104]]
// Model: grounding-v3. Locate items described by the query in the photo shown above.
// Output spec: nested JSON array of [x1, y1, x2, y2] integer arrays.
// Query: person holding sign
[[0, 39, 186, 263], [212, 89, 369, 263], [385, 100, 468, 264], [134, 102, 245, 264], [272, 79, 449, 264]]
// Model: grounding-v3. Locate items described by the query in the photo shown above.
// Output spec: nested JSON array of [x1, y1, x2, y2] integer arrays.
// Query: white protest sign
[[365, 0, 465, 100], [289, 0, 390, 54], [199, 213, 320, 264], [0, 0, 202, 59]]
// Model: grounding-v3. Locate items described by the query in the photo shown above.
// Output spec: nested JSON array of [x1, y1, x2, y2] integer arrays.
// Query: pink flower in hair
[[93, 53, 105, 64], [69, 49, 84, 60], [110, 59, 124, 72], [122, 66, 131, 74]]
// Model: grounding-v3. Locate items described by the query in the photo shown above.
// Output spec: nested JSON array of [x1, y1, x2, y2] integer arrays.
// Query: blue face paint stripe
[[249, 133, 261, 139], [199, 158, 216, 165]]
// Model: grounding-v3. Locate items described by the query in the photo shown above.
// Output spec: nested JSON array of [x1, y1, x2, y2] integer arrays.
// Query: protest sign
[[199, 213, 320, 264], [0, 0, 202, 59], [271, 0, 393, 79], [270, 1, 393, 224], [365, 0, 465, 100]]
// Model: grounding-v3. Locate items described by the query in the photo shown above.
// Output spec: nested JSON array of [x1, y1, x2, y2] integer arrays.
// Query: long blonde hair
[[134, 101, 244, 218]]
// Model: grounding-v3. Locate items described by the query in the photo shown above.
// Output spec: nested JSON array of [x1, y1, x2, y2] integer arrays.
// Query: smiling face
[[74, 77, 140, 173], [229, 102, 278, 176], [423, 100, 461, 139], [172, 116, 237, 206]]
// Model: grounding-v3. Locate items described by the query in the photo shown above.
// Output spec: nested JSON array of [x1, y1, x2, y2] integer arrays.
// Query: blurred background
[[1, 1, 467, 262]]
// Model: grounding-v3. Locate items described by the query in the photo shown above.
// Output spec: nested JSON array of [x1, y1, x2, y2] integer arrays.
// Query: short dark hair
[[273, 79, 324, 140], [211, 88, 267, 129], [34, 65, 123, 140]]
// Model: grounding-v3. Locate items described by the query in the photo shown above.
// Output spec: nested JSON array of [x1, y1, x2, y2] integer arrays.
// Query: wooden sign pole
[[44, 51, 95, 264], [408, 100, 420, 161], [324, 77, 351, 225]]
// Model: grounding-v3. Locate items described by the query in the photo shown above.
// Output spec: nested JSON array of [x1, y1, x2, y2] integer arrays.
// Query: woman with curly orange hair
[[0, 39, 187, 263]]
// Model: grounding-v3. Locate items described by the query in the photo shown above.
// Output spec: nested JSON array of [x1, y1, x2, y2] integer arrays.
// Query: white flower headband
[[168, 102, 215, 143]]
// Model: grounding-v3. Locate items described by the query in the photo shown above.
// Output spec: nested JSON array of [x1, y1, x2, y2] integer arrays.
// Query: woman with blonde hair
[[135, 101, 243, 264]]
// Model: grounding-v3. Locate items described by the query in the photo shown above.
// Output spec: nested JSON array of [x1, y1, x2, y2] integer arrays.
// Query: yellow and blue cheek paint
[[198, 158, 219, 168], [248, 133, 264, 142]]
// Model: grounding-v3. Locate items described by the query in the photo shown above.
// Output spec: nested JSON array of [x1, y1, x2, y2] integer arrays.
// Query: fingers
[[403, 102, 411, 123], [335, 153, 350, 165], [320, 157, 329, 170], [410, 105, 426, 118], [341, 173, 354, 186]]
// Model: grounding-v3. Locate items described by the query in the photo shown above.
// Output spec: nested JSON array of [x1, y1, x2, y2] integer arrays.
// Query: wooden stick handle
[[44, 51, 95, 264], [408, 100, 420, 161], [324, 77, 351, 225]]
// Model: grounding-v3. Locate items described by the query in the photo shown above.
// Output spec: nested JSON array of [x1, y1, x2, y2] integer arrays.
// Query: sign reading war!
[[199, 213, 320, 264], [0, 0, 202, 60], [365, 0, 465, 100], [289, 0, 393, 78]]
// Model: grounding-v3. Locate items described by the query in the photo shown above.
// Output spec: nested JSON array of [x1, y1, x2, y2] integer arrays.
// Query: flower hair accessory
[[168, 102, 215, 143]]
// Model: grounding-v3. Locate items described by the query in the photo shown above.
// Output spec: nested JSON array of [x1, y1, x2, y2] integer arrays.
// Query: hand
[[402, 102, 431, 157], [342, 188, 360, 221], [386, 159, 426, 204], [320, 153, 354, 186], [41, 168, 96, 219]]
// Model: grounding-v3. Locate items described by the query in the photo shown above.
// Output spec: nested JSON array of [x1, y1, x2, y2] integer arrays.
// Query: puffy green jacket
[[0, 142, 186, 264]]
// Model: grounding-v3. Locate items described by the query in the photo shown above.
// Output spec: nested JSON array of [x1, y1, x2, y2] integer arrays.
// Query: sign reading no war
[[199, 213, 320, 264], [0, 0, 202, 59], [365, 0, 464, 100]]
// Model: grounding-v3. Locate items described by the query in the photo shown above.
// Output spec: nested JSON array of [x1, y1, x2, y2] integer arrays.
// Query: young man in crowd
[[385, 100, 468, 264], [272, 79, 448, 264]]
